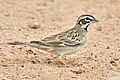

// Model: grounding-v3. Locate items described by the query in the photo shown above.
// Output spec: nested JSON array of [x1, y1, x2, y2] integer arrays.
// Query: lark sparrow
[[8, 15, 98, 64]]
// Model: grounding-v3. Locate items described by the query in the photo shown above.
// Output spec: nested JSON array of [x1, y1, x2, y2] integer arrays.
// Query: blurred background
[[0, 0, 120, 80]]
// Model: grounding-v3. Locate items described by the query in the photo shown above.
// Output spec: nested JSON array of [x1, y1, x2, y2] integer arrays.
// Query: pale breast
[[55, 45, 82, 56]]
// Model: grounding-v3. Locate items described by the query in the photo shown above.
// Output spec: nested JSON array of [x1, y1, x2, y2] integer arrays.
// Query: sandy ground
[[0, 0, 120, 80]]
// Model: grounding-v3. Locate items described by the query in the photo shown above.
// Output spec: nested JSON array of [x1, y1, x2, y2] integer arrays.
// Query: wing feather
[[42, 29, 82, 47]]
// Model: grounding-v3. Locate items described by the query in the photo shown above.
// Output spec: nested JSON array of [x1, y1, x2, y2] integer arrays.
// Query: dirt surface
[[0, 0, 120, 80]]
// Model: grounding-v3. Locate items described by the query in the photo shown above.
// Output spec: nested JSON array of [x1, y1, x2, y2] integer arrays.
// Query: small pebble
[[96, 27, 102, 31], [110, 61, 115, 64], [47, 61, 52, 64], [26, 49, 34, 54], [28, 19, 41, 29], [31, 60, 36, 64], [70, 70, 83, 74], [21, 65, 24, 67], [106, 46, 110, 49], [4, 13, 10, 17], [2, 65, 8, 67]]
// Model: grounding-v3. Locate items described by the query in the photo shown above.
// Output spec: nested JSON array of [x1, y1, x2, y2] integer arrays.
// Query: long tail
[[8, 41, 28, 45], [8, 41, 53, 51]]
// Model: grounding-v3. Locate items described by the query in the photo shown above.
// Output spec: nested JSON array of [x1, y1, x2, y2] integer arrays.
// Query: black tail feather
[[7, 41, 26, 45]]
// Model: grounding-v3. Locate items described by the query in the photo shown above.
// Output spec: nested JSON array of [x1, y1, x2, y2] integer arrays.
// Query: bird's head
[[77, 15, 98, 31]]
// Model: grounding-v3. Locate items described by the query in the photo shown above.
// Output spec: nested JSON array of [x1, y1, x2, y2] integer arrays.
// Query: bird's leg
[[57, 55, 66, 65]]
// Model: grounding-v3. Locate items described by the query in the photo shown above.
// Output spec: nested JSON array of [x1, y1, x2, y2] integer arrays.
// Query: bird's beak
[[91, 19, 99, 23], [90, 19, 99, 23], [93, 19, 99, 23], [95, 19, 99, 22]]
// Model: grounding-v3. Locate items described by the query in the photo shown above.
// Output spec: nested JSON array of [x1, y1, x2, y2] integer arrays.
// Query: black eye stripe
[[86, 18, 89, 20], [86, 17, 93, 21]]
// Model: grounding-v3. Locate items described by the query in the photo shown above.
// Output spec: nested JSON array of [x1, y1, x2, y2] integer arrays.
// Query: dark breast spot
[[71, 37, 75, 39], [76, 39, 78, 41]]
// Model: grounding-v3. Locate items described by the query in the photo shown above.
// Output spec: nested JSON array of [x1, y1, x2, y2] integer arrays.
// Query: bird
[[8, 15, 98, 64]]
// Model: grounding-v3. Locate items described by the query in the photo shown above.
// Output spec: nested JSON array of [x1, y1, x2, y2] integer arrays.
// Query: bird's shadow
[[10, 46, 78, 68], [29, 54, 78, 68]]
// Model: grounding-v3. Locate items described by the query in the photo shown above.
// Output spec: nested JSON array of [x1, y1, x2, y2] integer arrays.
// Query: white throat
[[81, 23, 90, 29]]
